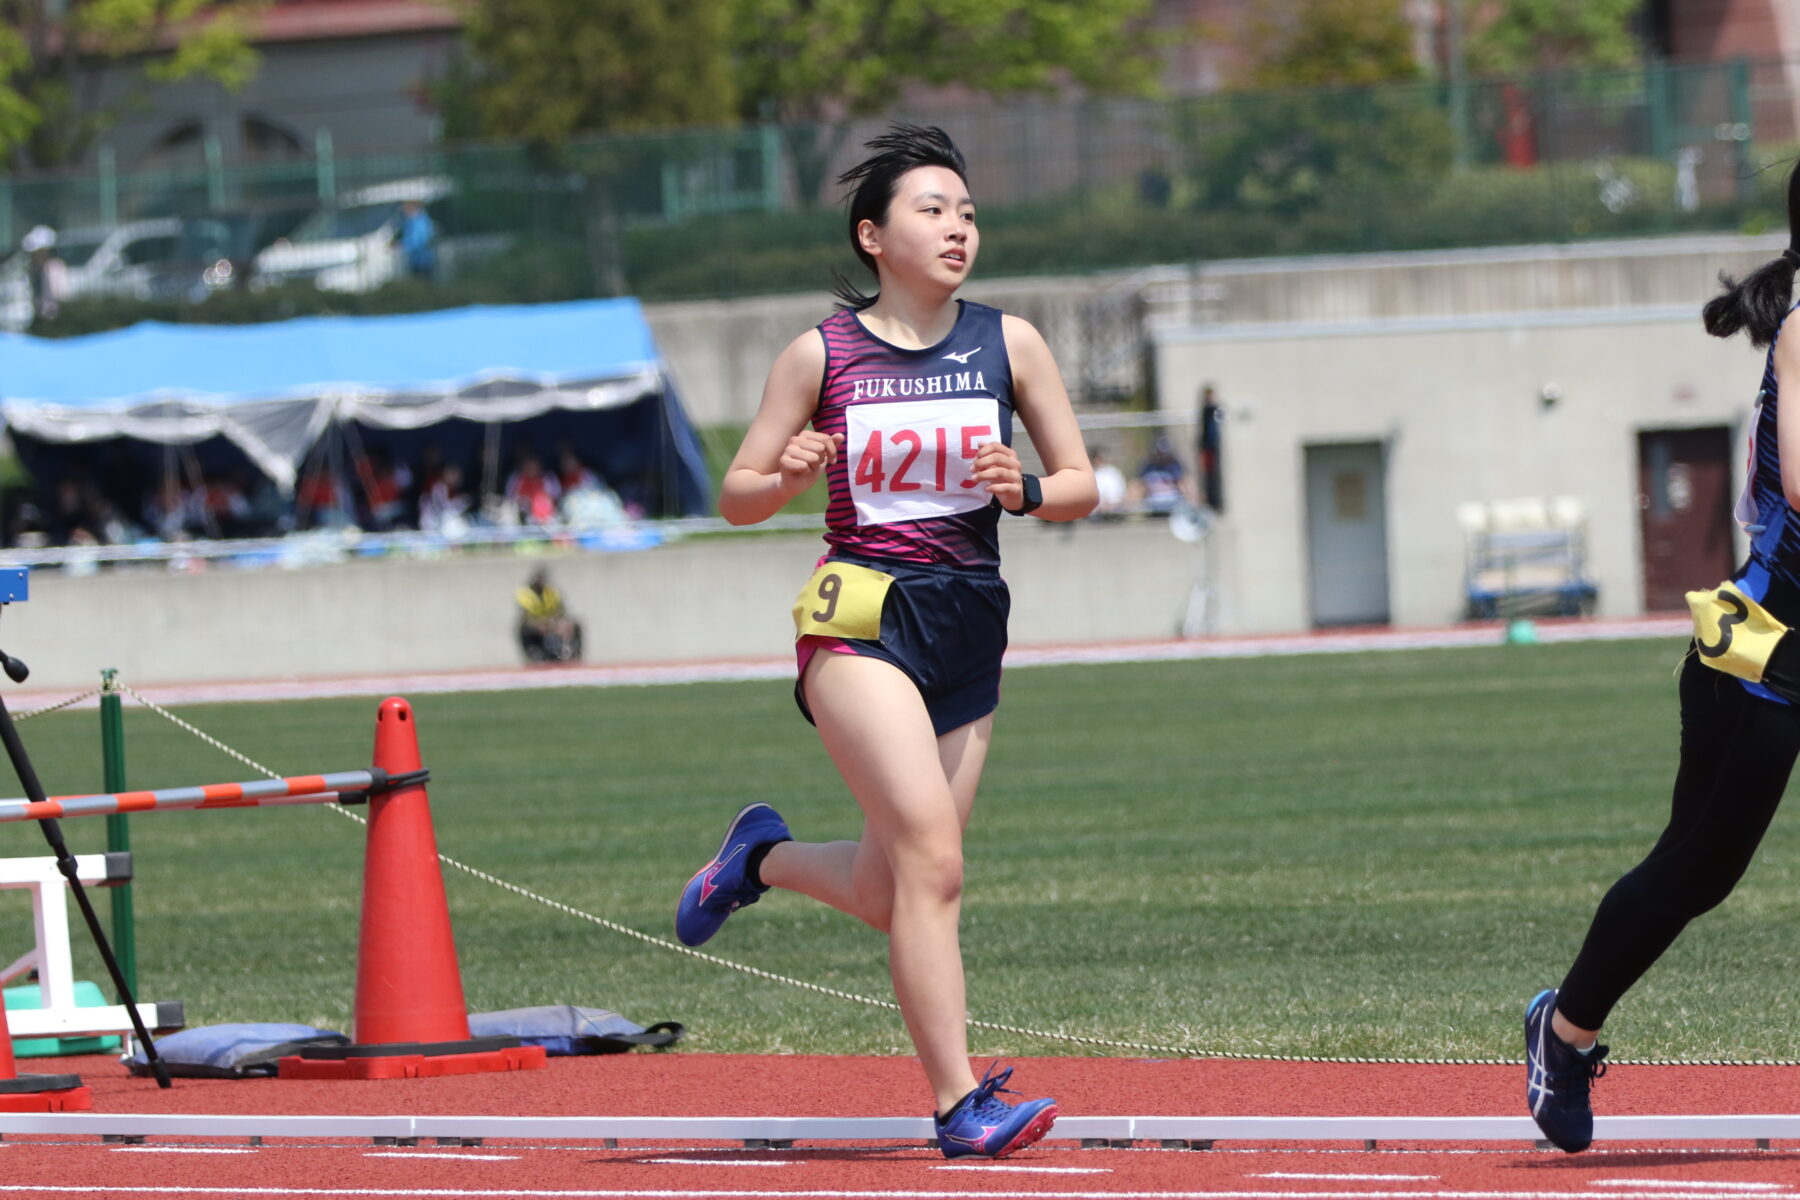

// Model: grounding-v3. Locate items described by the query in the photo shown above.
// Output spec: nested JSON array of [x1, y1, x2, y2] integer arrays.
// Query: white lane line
[[364, 1152, 522, 1161], [645, 1161, 796, 1168], [1590, 1186, 1788, 1193], [1251, 1176, 1439, 1182], [934, 1166, 1112, 1174], [106, 1147, 256, 1155], [1, 1187, 1795, 1199]]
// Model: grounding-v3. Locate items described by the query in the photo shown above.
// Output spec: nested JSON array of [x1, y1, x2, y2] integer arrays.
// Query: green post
[[98, 144, 118, 228], [1646, 60, 1672, 162], [1727, 57, 1753, 209], [99, 669, 136, 1000]]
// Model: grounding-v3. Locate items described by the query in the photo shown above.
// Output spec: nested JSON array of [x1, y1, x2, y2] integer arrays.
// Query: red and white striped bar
[[0, 770, 384, 824]]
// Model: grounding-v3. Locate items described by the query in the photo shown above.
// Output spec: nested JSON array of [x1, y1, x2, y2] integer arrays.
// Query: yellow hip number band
[[793, 561, 893, 641], [1687, 580, 1788, 683]]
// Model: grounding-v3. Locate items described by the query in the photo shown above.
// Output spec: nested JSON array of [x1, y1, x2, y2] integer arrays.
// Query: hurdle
[[1, 852, 182, 1045], [0, 774, 390, 1046], [1, 1112, 1798, 1149], [1, 697, 547, 1082], [0, 770, 405, 824]]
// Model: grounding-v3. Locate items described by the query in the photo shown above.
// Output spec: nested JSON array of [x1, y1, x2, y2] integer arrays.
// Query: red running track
[[1, 1054, 1796, 1198]]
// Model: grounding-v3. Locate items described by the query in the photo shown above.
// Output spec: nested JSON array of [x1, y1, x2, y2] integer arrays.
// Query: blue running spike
[[674, 803, 792, 947], [934, 1063, 1059, 1160]]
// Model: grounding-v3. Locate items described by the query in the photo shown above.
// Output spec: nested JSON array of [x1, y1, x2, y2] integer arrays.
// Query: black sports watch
[[1005, 473, 1043, 516]]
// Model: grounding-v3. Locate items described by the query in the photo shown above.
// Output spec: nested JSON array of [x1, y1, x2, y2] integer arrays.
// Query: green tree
[[1466, 0, 1642, 76], [734, 0, 1163, 122], [733, 0, 1164, 207], [457, 0, 738, 145], [0, 0, 262, 170], [1246, 0, 1422, 89]]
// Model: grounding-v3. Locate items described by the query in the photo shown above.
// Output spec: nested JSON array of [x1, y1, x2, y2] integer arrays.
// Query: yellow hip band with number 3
[[1687, 580, 1790, 684]]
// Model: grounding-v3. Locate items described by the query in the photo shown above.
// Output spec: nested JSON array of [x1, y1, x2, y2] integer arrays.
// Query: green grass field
[[7, 635, 1799, 1064]]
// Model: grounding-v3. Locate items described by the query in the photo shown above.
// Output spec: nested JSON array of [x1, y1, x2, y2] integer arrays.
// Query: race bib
[[792, 561, 893, 641], [845, 397, 1002, 527], [1687, 580, 1789, 683]]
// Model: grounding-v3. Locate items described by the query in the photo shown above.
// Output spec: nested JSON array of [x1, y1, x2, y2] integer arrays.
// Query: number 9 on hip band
[[793, 561, 894, 641]]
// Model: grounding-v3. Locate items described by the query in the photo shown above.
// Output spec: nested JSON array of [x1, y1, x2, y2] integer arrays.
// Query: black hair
[[1702, 161, 1800, 348], [831, 124, 970, 311]]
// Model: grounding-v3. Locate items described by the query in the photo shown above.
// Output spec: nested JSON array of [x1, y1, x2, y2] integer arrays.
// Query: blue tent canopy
[[0, 299, 662, 405], [0, 300, 710, 517]]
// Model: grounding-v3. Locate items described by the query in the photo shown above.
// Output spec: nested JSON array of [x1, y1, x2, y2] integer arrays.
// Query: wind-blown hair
[[1703, 161, 1800, 347], [831, 124, 970, 311]]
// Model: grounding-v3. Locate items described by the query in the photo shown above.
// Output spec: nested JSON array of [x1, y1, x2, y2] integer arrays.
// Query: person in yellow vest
[[515, 568, 582, 663]]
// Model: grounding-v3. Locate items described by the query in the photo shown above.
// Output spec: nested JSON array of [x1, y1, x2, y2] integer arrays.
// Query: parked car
[[0, 218, 191, 329], [251, 176, 452, 294]]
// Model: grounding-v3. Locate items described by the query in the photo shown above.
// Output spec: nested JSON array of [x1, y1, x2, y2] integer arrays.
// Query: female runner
[[1527, 164, 1800, 1153], [675, 124, 1097, 1160]]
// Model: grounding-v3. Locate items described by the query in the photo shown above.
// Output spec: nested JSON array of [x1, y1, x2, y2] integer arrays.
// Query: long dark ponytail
[[1702, 162, 1800, 348], [831, 124, 969, 311]]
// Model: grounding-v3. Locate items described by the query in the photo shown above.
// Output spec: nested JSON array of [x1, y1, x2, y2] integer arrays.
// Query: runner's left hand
[[972, 442, 1025, 511]]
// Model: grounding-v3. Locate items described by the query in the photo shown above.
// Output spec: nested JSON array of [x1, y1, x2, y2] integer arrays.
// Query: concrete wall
[[645, 273, 1124, 427], [1153, 305, 1764, 634], [5, 520, 1194, 690], [646, 234, 1789, 427]]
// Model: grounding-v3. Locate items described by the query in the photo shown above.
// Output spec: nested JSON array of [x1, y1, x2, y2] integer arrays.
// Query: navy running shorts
[[795, 554, 1010, 737]]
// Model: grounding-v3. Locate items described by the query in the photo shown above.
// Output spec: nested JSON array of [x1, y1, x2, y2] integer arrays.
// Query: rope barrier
[[104, 681, 1800, 1068]]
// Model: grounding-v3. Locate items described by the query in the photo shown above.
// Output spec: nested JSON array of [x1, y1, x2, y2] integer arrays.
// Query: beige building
[[1151, 234, 1788, 634]]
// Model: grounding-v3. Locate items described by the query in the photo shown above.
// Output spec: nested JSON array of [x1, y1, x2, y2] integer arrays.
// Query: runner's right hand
[[779, 432, 844, 495]]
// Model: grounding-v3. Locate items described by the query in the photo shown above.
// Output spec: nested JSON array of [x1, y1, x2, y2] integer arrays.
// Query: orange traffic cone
[[278, 697, 544, 1080], [0, 993, 92, 1111]]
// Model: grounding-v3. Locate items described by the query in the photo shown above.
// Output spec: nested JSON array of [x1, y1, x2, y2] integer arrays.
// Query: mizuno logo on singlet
[[850, 371, 986, 402], [943, 347, 980, 364]]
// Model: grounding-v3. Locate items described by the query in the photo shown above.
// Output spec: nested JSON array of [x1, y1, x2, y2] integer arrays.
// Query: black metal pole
[[0, 650, 170, 1088]]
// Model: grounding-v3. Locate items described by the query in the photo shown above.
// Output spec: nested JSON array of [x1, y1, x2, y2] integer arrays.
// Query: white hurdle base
[[2, 852, 184, 1048], [2, 1113, 1799, 1148]]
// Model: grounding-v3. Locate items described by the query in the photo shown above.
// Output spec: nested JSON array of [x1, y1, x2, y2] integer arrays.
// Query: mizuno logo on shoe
[[698, 844, 745, 905]]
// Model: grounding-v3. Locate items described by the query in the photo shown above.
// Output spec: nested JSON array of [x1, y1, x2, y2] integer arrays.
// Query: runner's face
[[861, 165, 978, 293]]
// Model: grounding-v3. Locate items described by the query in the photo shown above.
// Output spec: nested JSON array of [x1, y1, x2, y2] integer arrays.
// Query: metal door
[[1638, 427, 1734, 612], [1305, 442, 1391, 626]]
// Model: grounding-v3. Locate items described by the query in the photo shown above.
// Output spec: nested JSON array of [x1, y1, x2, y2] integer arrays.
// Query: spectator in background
[[202, 471, 252, 538], [515, 567, 582, 663], [48, 477, 97, 546], [1089, 446, 1128, 519], [395, 200, 437, 281], [1133, 437, 1188, 517], [145, 475, 203, 541], [505, 448, 561, 525], [22, 226, 65, 324], [1197, 383, 1224, 512], [295, 465, 354, 529], [420, 461, 473, 536], [555, 445, 628, 527], [358, 447, 411, 530]]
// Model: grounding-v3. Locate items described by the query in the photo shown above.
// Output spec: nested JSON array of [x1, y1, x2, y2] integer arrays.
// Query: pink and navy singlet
[[813, 300, 1015, 570]]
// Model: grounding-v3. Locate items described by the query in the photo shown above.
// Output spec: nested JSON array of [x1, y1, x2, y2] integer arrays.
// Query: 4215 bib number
[[845, 396, 1002, 527]]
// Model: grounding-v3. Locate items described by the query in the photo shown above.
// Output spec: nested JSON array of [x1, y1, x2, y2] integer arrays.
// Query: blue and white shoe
[[1525, 988, 1608, 1153], [674, 803, 791, 947], [934, 1063, 1059, 1160]]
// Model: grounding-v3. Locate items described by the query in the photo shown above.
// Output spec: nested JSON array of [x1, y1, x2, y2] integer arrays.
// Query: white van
[[252, 176, 450, 294]]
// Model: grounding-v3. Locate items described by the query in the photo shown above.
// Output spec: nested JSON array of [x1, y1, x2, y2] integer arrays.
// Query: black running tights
[[1557, 651, 1800, 1032]]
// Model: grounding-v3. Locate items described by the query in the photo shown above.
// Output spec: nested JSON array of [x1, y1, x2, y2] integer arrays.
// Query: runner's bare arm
[[720, 331, 843, 526], [1776, 311, 1800, 510], [974, 314, 1095, 521]]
